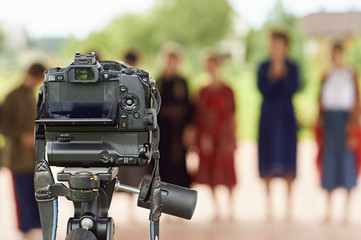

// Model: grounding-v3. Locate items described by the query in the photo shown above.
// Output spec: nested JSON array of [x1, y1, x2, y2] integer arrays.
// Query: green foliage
[[151, 0, 231, 48], [223, 63, 262, 139], [0, 29, 3, 50], [244, 29, 267, 64], [62, 13, 155, 59], [348, 35, 361, 73], [0, 28, 4, 44], [62, 0, 232, 60], [29, 37, 66, 53]]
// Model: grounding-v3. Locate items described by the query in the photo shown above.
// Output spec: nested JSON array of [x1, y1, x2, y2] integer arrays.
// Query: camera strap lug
[[144, 108, 157, 130]]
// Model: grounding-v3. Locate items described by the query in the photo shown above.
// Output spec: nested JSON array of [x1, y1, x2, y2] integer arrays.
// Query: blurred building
[[0, 22, 29, 69], [0, 22, 28, 51], [0, 22, 53, 72], [301, 11, 361, 39]]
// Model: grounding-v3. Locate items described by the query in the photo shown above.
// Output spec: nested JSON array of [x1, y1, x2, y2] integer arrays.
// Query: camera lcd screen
[[75, 68, 94, 80]]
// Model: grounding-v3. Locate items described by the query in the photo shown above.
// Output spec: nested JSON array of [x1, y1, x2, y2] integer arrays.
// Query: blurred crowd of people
[[152, 32, 361, 224], [0, 30, 361, 239]]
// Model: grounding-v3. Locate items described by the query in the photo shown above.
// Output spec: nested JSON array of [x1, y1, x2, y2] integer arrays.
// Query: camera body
[[36, 52, 158, 167]]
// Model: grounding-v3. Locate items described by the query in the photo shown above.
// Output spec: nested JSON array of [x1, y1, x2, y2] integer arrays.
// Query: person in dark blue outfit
[[257, 31, 299, 221]]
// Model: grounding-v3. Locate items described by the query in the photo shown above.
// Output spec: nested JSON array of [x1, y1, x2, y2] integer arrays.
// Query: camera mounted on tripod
[[36, 52, 158, 167], [34, 52, 197, 240]]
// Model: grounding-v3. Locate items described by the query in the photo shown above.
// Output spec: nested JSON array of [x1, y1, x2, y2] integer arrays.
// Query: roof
[[301, 11, 361, 38]]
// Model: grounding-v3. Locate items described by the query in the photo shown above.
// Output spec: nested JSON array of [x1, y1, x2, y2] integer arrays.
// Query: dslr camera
[[37, 52, 157, 167], [34, 53, 197, 240]]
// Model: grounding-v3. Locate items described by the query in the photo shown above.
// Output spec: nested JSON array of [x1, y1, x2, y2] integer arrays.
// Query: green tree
[[150, 0, 231, 48], [0, 28, 4, 51], [63, 0, 232, 60], [348, 35, 361, 73]]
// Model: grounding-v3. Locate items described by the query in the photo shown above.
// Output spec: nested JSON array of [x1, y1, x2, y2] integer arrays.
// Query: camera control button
[[120, 113, 127, 119], [116, 157, 124, 164], [120, 86, 127, 92], [121, 93, 140, 112], [121, 122, 127, 128], [133, 113, 140, 119], [126, 99, 134, 106]]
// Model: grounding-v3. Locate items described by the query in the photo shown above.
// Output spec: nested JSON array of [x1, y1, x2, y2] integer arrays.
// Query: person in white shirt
[[318, 43, 360, 224]]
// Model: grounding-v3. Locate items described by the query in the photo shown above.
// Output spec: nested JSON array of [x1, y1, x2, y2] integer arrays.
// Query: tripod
[[35, 165, 197, 240]]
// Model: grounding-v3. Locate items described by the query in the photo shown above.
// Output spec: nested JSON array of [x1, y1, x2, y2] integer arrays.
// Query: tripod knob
[[81, 217, 94, 230], [69, 171, 100, 190]]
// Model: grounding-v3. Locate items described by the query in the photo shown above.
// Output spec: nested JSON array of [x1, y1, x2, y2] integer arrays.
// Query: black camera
[[36, 52, 158, 167], [34, 53, 197, 240]]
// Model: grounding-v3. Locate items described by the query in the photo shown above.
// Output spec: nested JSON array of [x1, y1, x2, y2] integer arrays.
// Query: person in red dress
[[194, 54, 237, 221]]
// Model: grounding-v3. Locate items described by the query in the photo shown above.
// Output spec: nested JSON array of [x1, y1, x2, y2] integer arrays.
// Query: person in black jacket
[[157, 44, 193, 188]]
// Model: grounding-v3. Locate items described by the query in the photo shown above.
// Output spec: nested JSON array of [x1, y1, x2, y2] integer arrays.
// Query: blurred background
[[0, 0, 361, 239]]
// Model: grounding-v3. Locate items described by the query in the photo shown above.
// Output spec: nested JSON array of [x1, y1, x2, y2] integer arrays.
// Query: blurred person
[[257, 31, 299, 221], [157, 44, 193, 188], [316, 43, 360, 224], [194, 54, 237, 221], [122, 49, 139, 67], [1, 63, 46, 239]]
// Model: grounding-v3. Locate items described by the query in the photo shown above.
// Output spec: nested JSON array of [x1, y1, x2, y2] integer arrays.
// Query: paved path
[[0, 140, 360, 239]]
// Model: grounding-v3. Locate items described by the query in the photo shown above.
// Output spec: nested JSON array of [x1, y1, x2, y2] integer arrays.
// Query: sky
[[0, 0, 360, 39]]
